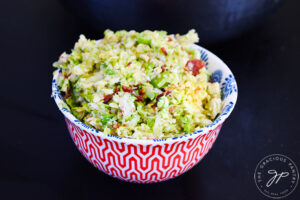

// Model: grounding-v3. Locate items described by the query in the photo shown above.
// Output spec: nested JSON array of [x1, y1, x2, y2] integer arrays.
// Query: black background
[[0, 0, 299, 199]]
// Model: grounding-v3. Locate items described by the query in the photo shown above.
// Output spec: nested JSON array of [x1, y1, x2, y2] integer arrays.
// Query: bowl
[[52, 44, 238, 183], [59, 0, 281, 44]]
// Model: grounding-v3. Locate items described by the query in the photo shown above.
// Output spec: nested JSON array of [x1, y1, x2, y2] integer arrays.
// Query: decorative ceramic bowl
[[52, 44, 238, 183]]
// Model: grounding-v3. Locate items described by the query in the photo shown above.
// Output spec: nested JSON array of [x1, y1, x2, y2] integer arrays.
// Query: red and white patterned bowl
[[52, 44, 238, 183]]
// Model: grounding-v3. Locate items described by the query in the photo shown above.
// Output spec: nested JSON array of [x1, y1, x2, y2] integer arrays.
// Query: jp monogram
[[254, 154, 299, 199]]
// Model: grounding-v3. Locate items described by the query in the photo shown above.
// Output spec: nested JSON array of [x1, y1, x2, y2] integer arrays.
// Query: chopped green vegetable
[[105, 69, 116, 75], [151, 71, 170, 88], [136, 102, 146, 117], [147, 118, 155, 128], [182, 116, 193, 133], [137, 35, 151, 46], [102, 61, 108, 68], [69, 57, 79, 65], [72, 107, 86, 120], [101, 113, 115, 125]]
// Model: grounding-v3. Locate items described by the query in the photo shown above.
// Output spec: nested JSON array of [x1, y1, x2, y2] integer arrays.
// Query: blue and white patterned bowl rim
[[52, 44, 238, 144]]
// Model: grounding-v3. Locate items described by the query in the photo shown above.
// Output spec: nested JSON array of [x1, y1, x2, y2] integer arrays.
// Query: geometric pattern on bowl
[[66, 118, 222, 183]]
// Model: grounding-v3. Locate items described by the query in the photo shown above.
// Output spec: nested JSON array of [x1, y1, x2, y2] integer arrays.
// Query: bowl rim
[[52, 44, 238, 144]]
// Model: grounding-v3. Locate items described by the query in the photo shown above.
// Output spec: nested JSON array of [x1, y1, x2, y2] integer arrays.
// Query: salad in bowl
[[52, 29, 237, 183], [53, 30, 222, 140]]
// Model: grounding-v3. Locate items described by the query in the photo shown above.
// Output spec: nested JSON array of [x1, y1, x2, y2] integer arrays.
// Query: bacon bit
[[120, 85, 145, 102], [185, 59, 206, 76], [103, 87, 121, 103], [169, 106, 176, 115], [122, 85, 133, 93], [127, 61, 132, 66], [165, 90, 172, 96], [157, 90, 171, 100], [64, 73, 71, 79], [133, 93, 144, 102], [139, 88, 145, 95], [115, 87, 120, 93], [134, 83, 142, 88], [113, 123, 120, 129], [156, 93, 164, 100], [123, 124, 127, 127], [103, 94, 114, 104], [160, 47, 168, 56], [152, 90, 172, 108], [161, 65, 166, 72], [65, 88, 70, 99], [168, 37, 172, 42]]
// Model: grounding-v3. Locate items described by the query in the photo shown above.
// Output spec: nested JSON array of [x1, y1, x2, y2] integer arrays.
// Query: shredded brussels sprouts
[[53, 29, 222, 139]]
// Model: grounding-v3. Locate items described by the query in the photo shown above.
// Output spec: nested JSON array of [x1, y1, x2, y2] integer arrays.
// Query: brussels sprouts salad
[[53, 29, 222, 139]]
